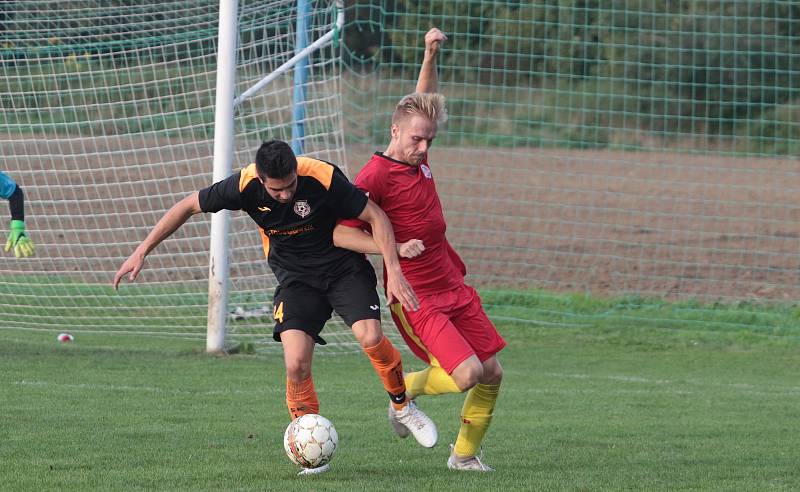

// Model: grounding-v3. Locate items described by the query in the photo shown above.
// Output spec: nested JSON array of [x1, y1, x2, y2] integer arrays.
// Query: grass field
[[3, 299, 800, 492]]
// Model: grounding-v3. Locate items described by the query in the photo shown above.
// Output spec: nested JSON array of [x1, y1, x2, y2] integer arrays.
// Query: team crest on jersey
[[420, 164, 432, 179], [293, 200, 311, 218]]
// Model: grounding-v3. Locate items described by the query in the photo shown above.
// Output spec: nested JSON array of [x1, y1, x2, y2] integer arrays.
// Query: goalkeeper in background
[[1, 170, 34, 258], [334, 28, 505, 472]]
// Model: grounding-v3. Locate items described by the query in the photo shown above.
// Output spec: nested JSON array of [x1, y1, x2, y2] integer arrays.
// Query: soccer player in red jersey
[[113, 140, 437, 475], [334, 28, 505, 471]]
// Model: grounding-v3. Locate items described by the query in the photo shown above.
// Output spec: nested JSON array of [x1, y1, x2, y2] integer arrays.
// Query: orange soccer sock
[[285, 375, 319, 420], [362, 336, 407, 410]]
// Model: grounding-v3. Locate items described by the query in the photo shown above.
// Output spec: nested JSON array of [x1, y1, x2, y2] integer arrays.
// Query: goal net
[[0, 0, 356, 351], [3, 1, 799, 347], [342, 2, 800, 332]]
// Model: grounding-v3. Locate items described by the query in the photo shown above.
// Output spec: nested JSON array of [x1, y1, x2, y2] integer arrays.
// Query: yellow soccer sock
[[404, 365, 461, 399], [453, 383, 501, 457]]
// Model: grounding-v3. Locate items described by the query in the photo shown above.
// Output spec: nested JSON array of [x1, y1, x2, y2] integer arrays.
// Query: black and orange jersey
[[198, 157, 370, 285]]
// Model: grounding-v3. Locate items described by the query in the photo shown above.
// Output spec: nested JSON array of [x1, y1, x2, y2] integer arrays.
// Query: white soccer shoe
[[389, 400, 438, 448], [447, 444, 494, 472], [387, 402, 410, 438], [297, 463, 330, 476]]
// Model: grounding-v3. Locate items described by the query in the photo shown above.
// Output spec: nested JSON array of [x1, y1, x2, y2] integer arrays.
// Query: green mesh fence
[[341, 1, 800, 313]]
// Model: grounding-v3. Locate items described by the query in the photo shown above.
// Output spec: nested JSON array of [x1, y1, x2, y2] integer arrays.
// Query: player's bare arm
[[113, 191, 202, 290], [333, 223, 425, 259], [415, 27, 447, 94], [357, 200, 419, 311]]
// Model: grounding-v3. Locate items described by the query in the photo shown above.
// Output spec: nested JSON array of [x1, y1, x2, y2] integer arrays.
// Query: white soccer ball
[[283, 414, 338, 469]]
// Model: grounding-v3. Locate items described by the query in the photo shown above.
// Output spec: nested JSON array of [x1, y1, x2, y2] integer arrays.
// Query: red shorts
[[389, 283, 506, 374]]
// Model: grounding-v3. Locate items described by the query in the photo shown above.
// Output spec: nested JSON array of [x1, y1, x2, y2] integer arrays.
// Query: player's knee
[[454, 370, 480, 392], [285, 359, 312, 382], [351, 319, 384, 348], [452, 357, 483, 392], [480, 358, 503, 385], [358, 332, 383, 348]]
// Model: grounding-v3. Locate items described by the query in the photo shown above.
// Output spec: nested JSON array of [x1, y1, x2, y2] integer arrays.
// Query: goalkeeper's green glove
[[5, 219, 34, 258]]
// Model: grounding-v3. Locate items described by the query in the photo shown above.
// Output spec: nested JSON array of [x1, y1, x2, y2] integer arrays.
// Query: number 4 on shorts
[[273, 301, 284, 323]]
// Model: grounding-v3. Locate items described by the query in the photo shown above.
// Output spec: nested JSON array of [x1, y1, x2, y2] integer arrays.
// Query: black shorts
[[271, 265, 381, 345]]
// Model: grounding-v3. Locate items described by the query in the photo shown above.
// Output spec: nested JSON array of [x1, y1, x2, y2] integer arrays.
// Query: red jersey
[[341, 152, 466, 296]]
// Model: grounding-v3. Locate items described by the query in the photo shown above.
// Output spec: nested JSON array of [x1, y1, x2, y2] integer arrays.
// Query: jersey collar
[[374, 151, 427, 169]]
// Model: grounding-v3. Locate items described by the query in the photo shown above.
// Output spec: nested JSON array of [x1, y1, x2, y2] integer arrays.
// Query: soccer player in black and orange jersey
[[333, 29, 505, 472], [112, 140, 437, 475]]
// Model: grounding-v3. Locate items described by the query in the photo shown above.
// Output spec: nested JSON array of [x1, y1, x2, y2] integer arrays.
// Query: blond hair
[[392, 92, 448, 126]]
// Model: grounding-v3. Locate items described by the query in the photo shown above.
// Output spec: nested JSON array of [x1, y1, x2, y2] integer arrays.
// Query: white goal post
[[207, 0, 345, 352]]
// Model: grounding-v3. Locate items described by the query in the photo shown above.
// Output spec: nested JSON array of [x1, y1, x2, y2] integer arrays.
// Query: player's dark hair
[[255, 140, 297, 179]]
